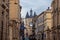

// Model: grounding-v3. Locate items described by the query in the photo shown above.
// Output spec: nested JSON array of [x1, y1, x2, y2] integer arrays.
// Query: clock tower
[[24, 9, 37, 37]]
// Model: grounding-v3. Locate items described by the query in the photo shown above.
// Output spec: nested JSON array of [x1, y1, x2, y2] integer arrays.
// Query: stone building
[[44, 8, 53, 40], [0, 0, 9, 40], [35, 8, 53, 40], [35, 12, 44, 40], [0, 0, 21, 40], [9, 0, 21, 40], [51, 0, 60, 40], [24, 9, 37, 37]]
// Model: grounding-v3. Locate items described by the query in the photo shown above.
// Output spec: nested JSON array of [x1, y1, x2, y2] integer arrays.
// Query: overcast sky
[[20, 0, 52, 18]]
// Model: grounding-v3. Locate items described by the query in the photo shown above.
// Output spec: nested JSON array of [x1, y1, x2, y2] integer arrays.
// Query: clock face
[[29, 22, 33, 27]]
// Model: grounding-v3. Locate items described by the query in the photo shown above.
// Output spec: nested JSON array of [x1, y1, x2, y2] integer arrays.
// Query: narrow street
[[0, 0, 60, 40]]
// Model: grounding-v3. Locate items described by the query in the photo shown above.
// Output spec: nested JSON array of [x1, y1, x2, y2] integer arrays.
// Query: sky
[[20, 0, 52, 18]]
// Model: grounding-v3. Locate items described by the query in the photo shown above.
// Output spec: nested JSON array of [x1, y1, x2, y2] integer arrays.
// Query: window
[[53, 36, 55, 40], [6, 4, 9, 7], [6, 9, 9, 13], [53, 32, 56, 40], [1, 21, 3, 29], [42, 33, 44, 40], [2, 11, 4, 19], [1, 4, 6, 9], [2, 11, 4, 16]]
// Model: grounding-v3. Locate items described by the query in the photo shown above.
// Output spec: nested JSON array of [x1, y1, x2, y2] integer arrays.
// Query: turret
[[34, 11, 37, 17], [30, 9, 33, 18], [26, 12, 29, 18]]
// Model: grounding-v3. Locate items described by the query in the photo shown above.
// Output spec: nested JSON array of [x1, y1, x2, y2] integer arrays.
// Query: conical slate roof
[[34, 11, 37, 17], [26, 12, 29, 18], [25, 9, 37, 18]]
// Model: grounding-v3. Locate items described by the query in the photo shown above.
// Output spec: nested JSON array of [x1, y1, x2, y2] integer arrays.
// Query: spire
[[26, 12, 29, 18], [30, 8, 33, 18], [34, 11, 37, 17]]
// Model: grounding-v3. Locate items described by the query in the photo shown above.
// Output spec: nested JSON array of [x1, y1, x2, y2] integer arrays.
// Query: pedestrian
[[25, 34, 29, 40], [29, 35, 33, 40], [33, 37, 36, 40], [25, 37, 29, 40]]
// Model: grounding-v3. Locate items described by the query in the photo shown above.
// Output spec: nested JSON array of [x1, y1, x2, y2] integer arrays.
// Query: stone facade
[[0, 0, 21, 40], [9, 0, 21, 40], [35, 8, 53, 40], [44, 8, 53, 40], [0, 0, 9, 40], [24, 18, 33, 36], [24, 9, 37, 37], [35, 12, 44, 40], [51, 0, 60, 40]]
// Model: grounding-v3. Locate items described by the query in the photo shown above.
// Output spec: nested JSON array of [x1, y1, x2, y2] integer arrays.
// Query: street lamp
[[29, 22, 33, 27]]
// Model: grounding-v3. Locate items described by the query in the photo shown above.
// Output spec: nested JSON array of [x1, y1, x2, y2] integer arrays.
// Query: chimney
[[47, 7, 50, 10]]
